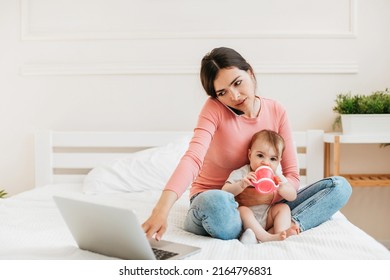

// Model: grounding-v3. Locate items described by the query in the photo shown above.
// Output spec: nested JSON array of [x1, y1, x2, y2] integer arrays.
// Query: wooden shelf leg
[[324, 143, 330, 177], [333, 135, 340, 176]]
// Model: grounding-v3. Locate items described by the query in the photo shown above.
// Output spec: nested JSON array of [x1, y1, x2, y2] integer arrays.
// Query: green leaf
[[0, 189, 7, 198], [333, 89, 390, 114]]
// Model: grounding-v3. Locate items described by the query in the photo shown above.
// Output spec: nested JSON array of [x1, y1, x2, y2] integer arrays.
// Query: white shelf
[[323, 132, 390, 187], [323, 132, 390, 144]]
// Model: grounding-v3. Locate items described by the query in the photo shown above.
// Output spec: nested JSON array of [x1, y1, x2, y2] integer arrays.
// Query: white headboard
[[34, 130, 324, 187], [293, 130, 324, 186]]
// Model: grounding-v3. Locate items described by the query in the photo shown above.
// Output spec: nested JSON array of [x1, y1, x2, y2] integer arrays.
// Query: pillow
[[83, 135, 191, 194]]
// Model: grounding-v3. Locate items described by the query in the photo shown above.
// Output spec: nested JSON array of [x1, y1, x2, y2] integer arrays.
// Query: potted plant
[[0, 189, 7, 198], [333, 88, 390, 134]]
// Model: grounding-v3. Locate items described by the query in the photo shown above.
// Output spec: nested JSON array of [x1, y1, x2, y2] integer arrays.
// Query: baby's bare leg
[[267, 204, 299, 237], [239, 206, 286, 242]]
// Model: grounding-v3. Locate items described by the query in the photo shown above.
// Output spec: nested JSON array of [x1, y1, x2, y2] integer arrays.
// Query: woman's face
[[213, 67, 257, 115]]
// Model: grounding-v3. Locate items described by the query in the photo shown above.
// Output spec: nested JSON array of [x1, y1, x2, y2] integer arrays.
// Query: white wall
[[0, 0, 389, 196]]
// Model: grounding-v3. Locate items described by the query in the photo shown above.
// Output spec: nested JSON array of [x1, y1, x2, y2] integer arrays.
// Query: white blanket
[[1, 184, 389, 260]]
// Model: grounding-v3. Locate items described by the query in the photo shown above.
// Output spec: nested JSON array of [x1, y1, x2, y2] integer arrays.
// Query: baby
[[222, 129, 299, 243]]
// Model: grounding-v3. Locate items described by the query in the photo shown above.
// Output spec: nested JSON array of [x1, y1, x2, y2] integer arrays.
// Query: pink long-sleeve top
[[164, 97, 300, 204]]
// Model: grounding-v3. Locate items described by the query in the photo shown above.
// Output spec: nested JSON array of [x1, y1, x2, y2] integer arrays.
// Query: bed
[[1, 130, 389, 260]]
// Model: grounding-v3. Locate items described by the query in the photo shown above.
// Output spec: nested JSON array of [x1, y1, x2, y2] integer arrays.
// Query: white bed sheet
[[1, 183, 389, 260]]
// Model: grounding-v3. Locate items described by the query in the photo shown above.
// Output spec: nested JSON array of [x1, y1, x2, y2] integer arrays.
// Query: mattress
[[1, 183, 389, 260]]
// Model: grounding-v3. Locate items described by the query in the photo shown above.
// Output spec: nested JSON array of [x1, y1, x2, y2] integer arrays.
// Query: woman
[[142, 47, 352, 241]]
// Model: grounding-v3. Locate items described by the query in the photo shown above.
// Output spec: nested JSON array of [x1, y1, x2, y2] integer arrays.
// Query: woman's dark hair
[[200, 47, 255, 98]]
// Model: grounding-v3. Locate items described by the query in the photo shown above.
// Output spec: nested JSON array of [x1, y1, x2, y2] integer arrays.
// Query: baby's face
[[248, 140, 281, 172]]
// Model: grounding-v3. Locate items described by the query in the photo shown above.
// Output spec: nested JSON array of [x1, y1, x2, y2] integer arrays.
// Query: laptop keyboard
[[152, 248, 178, 260]]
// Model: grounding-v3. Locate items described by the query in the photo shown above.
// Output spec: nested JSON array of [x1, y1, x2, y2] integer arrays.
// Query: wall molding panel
[[21, 0, 357, 41], [21, 62, 359, 76]]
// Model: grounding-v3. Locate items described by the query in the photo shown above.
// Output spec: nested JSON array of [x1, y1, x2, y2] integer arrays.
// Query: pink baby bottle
[[251, 166, 279, 194]]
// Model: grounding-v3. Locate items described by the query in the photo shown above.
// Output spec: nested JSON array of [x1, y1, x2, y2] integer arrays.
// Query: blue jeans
[[183, 176, 352, 240]]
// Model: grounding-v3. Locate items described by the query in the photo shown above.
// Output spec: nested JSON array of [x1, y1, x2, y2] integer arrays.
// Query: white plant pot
[[341, 114, 390, 135]]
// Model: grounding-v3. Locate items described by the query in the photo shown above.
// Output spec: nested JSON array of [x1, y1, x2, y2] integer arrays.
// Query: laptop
[[53, 196, 201, 260]]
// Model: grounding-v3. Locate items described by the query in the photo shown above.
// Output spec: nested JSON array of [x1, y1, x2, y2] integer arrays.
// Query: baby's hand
[[273, 176, 281, 185], [243, 172, 256, 187]]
